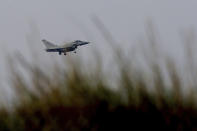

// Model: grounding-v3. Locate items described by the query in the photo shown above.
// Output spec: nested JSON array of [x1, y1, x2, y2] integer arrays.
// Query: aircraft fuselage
[[46, 47, 76, 52]]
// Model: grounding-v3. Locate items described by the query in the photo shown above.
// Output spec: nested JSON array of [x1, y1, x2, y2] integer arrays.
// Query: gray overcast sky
[[0, 0, 197, 93], [0, 0, 197, 46]]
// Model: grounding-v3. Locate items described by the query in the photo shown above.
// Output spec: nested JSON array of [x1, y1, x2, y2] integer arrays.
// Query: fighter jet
[[42, 39, 90, 55]]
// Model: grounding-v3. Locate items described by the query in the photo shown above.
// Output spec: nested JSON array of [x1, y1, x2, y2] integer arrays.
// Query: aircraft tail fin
[[42, 39, 57, 49]]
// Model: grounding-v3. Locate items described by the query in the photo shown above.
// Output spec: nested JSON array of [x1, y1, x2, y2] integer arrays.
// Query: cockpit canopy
[[73, 40, 89, 46], [74, 40, 82, 43]]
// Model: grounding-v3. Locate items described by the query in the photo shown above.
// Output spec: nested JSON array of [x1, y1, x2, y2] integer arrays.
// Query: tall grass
[[1, 18, 197, 130]]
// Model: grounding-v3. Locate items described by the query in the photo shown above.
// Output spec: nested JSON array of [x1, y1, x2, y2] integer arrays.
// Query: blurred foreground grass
[[1, 19, 197, 130]]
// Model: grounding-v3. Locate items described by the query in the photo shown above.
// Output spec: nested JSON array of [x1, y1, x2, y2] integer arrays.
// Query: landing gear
[[64, 53, 67, 55], [74, 51, 76, 53], [59, 52, 62, 55]]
